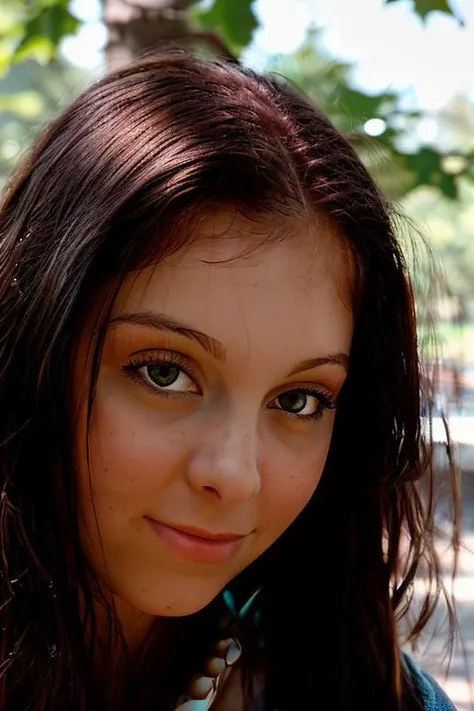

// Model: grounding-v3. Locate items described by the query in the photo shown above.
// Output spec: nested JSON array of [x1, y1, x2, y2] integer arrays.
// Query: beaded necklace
[[175, 589, 260, 711]]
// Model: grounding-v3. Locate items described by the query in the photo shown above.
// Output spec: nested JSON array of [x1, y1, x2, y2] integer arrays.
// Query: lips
[[162, 523, 247, 542], [145, 518, 248, 564]]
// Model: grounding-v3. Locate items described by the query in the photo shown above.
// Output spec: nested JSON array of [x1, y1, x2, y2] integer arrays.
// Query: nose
[[185, 415, 261, 504]]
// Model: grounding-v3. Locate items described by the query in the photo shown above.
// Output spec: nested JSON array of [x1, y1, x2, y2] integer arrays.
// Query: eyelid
[[274, 384, 337, 407], [268, 381, 337, 404], [128, 349, 201, 376], [124, 349, 203, 394]]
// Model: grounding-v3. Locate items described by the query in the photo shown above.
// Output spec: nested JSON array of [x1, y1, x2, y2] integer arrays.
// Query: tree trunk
[[102, 0, 197, 70]]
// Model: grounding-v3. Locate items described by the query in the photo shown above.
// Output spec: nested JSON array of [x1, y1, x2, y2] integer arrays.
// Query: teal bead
[[175, 699, 213, 711]]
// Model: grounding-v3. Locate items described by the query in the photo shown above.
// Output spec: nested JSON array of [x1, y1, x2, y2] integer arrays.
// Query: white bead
[[225, 639, 242, 666], [204, 656, 226, 677], [188, 675, 215, 699]]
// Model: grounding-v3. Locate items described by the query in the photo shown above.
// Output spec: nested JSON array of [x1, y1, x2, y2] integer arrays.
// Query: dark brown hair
[[0, 52, 458, 711]]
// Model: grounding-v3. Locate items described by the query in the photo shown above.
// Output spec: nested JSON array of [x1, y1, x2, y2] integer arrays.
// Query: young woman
[[0, 53, 458, 711]]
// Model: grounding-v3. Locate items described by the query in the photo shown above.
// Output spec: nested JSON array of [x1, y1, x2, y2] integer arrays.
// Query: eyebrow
[[108, 311, 349, 374], [286, 353, 349, 377], [108, 311, 226, 362]]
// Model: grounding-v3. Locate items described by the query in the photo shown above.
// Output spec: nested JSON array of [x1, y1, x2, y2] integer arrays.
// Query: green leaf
[[405, 147, 442, 183], [195, 0, 258, 53], [413, 0, 454, 20], [385, 0, 462, 23], [401, 147, 459, 199], [0, 90, 45, 118], [13, 1, 80, 62], [0, 6, 19, 33], [335, 85, 398, 126], [436, 172, 458, 199], [13, 35, 55, 64]]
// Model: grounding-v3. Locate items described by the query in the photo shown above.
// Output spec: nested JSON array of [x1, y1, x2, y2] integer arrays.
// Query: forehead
[[113, 211, 354, 358]]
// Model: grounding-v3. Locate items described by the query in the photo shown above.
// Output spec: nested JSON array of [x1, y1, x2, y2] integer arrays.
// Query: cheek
[[76, 387, 188, 520], [259, 421, 333, 540]]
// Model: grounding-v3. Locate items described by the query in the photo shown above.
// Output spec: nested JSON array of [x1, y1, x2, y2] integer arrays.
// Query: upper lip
[[150, 519, 249, 542]]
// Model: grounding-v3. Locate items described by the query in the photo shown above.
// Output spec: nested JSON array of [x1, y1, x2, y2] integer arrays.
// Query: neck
[[83, 587, 156, 668], [113, 596, 156, 656], [84, 594, 158, 709]]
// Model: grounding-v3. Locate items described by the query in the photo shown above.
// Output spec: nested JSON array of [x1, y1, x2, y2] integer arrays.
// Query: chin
[[126, 585, 224, 619]]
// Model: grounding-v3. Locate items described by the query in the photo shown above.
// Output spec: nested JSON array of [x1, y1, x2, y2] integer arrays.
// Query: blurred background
[[0, 0, 473, 706]]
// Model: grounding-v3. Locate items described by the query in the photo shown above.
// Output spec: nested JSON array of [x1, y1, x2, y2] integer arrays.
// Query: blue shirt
[[247, 655, 456, 710], [404, 655, 456, 710]]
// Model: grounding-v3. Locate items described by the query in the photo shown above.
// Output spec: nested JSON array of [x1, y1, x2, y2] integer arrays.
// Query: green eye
[[139, 360, 198, 394], [277, 391, 310, 414], [269, 387, 335, 420], [146, 364, 180, 388], [123, 354, 200, 396]]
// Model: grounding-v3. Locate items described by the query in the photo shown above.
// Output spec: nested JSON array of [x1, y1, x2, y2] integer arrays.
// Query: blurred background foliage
[[1, 0, 474, 354]]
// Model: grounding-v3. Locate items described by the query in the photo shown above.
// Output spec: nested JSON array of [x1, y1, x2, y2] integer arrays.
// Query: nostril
[[202, 485, 220, 498]]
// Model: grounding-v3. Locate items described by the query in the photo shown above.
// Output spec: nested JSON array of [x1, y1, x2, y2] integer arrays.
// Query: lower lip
[[146, 519, 243, 564]]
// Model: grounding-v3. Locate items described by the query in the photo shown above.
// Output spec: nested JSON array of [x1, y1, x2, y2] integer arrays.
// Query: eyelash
[[276, 385, 337, 422], [122, 352, 337, 420], [122, 351, 201, 397]]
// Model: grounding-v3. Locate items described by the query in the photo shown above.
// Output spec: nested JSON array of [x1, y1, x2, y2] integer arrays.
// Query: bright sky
[[64, 0, 474, 112]]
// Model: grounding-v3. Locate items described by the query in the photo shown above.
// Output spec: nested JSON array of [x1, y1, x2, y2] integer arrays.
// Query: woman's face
[[73, 211, 353, 626]]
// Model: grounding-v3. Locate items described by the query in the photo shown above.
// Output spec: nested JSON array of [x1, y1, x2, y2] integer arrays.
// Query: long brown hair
[[0, 52, 458, 711]]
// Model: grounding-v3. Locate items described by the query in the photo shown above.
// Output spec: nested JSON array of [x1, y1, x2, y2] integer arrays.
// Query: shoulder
[[403, 654, 456, 711], [220, 656, 456, 711]]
